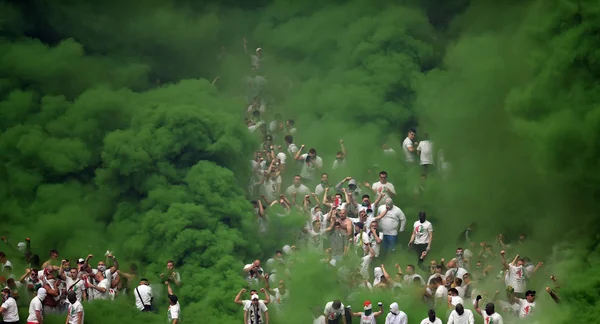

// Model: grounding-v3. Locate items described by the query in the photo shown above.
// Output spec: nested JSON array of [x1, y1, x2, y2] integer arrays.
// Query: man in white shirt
[[27, 287, 46, 324], [295, 146, 323, 185], [246, 294, 269, 324], [445, 260, 468, 282], [408, 212, 433, 260], [166, 281, 180, 324], [134, 278, 153, 312], [285, 175, 311, 199], [416, 133, 434, 174], [374, 199, 406, 257], [402, 128, 417, 164], [323, 300, 346, 324], [366, 171, 396, 201], [0, 287, 19, 324], [474, 296, 503, 324], [447, 304, 474, 324], [385, 302, 408, 324], [0, 253, 11, 273], [500, 251, 530, 298], [315, 173, 331, 197], [65, 268, 86, 302], [65, 291, 84, 324], [517, 290, 536, 319]]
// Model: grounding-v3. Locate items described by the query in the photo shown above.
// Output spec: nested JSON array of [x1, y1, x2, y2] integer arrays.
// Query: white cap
[[251, 294, 259, 300], [17, 242, 26, 253], [256, 47, 262, 52], [282, 245, 292, 255], [277, 152, 287, 163]]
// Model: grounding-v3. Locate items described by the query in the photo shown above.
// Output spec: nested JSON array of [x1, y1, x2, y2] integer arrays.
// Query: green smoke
[[0, 0, 598, 323]]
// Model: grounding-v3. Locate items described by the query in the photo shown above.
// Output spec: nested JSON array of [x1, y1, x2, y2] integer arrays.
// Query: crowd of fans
[[238, 44, 561, 324], [0, 43, 561, 324], [0, 238, 182, 323]]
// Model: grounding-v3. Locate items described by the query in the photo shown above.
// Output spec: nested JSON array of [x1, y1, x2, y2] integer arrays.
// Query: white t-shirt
[[1, 297, 19, 322], [383, 148, 397, 157], [506, 264, 527, 293], [314, 183, 328, 197], [313, 315, 326, 324], [435, 285, 448, 299], [420, 317, 442, 324], [299, 154, 323, 180], [385, 311, 408, 324], [359, 255, 373, 279], [66, 276, 86, 302], [285, 184, 311, 198], [455, 285, 466, 297], [416, 140, 434, 165], [245, 301, 268, 324], [369, 230, 384, 257], [332, 159, 347, 170], [427, 273, 447, 285], [168, 302, 181, 321], [67, 300, 85, 324], [287, 144, 299, 160], [93, 279, 109, 300], [447, 309, 474, 324], [324, 301, 345, 321], [518, 299, 535, 318], [262, 177, 281, 202], [27, 296, 43, 322], [449, 296, 464, 306], [413, 220, 433, 244], [404, 273, 424, 286], [445, 267, 468, 281], [371, 181, 396, 201], [360, 312, 377, 324], [377, 205, 406, 235], [479, 311, 503, 324], [271, 287, 289, 308], [134, 284, 153, 311], [402, 137, 415, 163]]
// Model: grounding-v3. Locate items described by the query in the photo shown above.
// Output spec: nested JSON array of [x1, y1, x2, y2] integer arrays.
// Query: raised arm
[[234, 288, 246, 304], [294, 145, 305, 160], [339, 140, 347, 157], [500, 250, 510, 270], [311, 192, 321, 206], [373, 208, 388, 222]]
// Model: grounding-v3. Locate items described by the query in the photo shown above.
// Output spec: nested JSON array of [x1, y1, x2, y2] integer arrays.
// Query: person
[[419, 309, 442, 324], [166, 281, 180, 324], [416, 133, 434, 174], [402, 129, 418, 164], [0, 287, 19, 324], [323, 300, 346, 324], [516, 290, 536, 318], [373, 198, 406, 257], [234, 288, 271, 309], [447, 303, 474, 324], [385, 302, 408, 324], [134, 278, 153, 312], [349, 301, 383, 323], [245, 294, 269, 324], [160, 260, 182, 287], [474, 296, 503, 324], [408, 212, 433, 260], [65, 290, 84, 324], [27, 287, 46, 324]]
